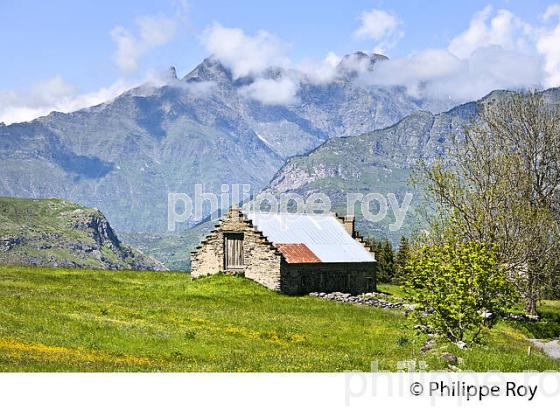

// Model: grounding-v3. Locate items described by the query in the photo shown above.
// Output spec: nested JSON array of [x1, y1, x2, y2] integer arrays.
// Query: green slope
[[0, 266, 558, 372], [0, 197, 165, 270]]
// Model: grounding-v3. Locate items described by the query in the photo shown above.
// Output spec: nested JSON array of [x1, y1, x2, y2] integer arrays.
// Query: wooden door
[[224, 233, 244, 270]]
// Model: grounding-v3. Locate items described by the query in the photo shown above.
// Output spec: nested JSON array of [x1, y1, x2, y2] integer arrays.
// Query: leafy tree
[[393, 236, 410, 284], [414, 91, 560, 315], [405, 241, 516, 344]]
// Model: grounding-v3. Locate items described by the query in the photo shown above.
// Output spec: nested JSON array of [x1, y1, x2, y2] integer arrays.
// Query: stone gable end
[[191, 209, 283, 291]]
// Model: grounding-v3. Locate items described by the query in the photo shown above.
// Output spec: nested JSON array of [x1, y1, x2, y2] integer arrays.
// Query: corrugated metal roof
[[276, 243, 322, 263], [245, 212, 376, 263]]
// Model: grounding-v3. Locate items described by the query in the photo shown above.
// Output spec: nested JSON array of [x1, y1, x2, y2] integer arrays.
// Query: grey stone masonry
[[191, 208, 283, 291]]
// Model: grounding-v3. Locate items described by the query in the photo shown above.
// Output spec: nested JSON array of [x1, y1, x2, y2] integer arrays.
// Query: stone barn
[[190, 207, 377, 295]]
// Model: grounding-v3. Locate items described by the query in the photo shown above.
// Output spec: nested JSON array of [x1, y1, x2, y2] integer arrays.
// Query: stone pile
[[505, 313, 540, 321], [309, 291, 406, 309]]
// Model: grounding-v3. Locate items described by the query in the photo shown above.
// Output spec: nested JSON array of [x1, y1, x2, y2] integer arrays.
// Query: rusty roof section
[[276, 243, 322, 263]]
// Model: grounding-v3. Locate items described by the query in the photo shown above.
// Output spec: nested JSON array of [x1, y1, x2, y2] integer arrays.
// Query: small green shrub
[[405, 242, 516, 345], [396, 336, 409, 346], [184, 329, 197, 339]]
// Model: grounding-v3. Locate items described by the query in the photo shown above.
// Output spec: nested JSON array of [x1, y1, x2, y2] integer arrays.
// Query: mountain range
[[124, 87, 560, 270], [0, 52, 454, 235]]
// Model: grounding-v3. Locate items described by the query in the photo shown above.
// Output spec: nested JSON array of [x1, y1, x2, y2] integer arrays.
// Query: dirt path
[[530, 339, 560, 360]]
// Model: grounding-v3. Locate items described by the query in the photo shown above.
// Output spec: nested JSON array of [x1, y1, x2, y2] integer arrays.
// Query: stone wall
[[191, 208, 283, 290], [280, 262, 377, 295]]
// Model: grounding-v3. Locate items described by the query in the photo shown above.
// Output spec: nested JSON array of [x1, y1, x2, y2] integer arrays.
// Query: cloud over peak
[[111, 15, 177, 75], [0, 77, 132, 124], [4, 4, 560, 124], [239, 76, 299, 105], [358, 5, 560, 101], [192, 4, 560, 106], [201, 23, 289, 79], [448, 6, 533, 59], [354, 9, 403, 54]]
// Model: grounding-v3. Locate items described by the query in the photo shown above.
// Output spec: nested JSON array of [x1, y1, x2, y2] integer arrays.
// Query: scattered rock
[[1, 236, 24, 251], [441, 352, 458, 365], [456, 341, 467, 349], [505, 313, 539, 321], [420, 339, 436, 353]]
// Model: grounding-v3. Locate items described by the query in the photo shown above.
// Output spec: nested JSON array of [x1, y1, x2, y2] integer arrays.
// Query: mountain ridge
[[0, 52, 455, 234], [261, 87, 560, 242]]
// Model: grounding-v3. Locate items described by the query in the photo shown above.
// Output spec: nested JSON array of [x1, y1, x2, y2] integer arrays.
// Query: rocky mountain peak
[[70, 208, 121, 250], [182, 56, 233, 84], [168, 66, 178, 82], [337, 51, 389, 78], [0, 52, 458, 239]]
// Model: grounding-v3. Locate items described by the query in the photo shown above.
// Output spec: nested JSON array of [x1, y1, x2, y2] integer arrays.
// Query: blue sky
[[1, 0, 559, 123]]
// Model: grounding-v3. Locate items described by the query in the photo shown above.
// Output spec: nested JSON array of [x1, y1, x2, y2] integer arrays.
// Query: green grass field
[[0, 266, 558, 372]]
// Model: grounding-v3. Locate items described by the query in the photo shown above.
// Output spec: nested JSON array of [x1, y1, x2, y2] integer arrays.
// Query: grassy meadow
[[0, 266, 558, 372]]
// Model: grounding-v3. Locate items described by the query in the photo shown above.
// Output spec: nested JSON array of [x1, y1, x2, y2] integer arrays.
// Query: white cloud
[[239, 76, 299, 105], [198, 9, 557, 107], [182, 80, 217, 97], [296, 52, 342, 84], [200, 23, 302, 105], [6, 5, 560, 124], [201, 23, 289, 78], [111, 15, 177, 75], [200, 22, 342, 87], [359, 49, 461, 95], [449, 6, 533, 59], [0, 10, 184, 124], [537, 4, 560, 87], [357, 5, 560, 102], [361, 45, 542, 101], [447, 5, 560, 93], [543, 4, 560, 20], [0, 77, 134, 124], [354, 9, 403, 53]]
